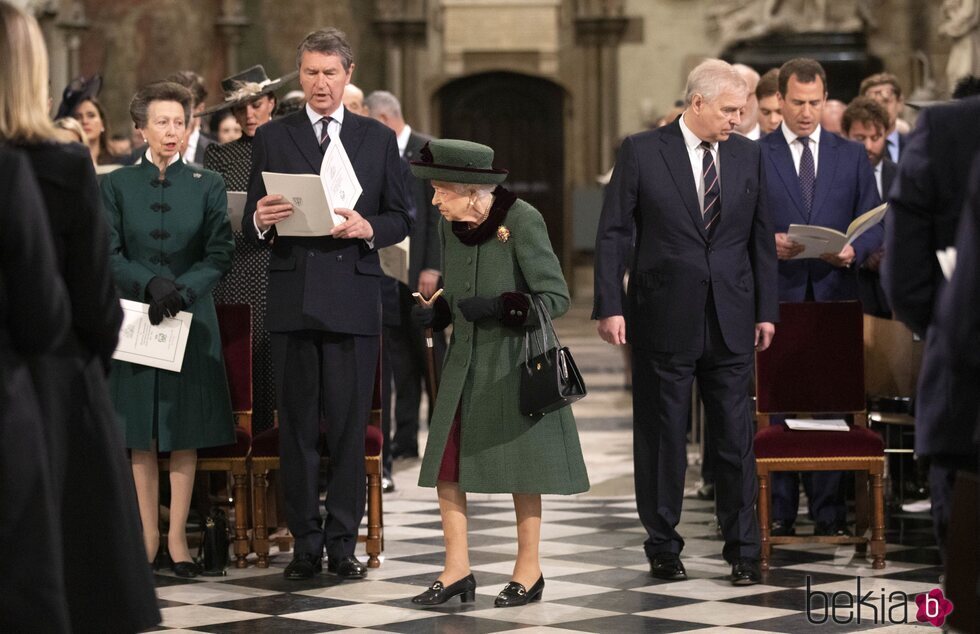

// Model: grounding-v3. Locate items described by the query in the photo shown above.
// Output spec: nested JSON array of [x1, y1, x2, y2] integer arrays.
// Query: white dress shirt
[[396, 124, 412, 159], [742, 123, 761, 140], [185, 127, 201, 163], [144, 147, 181, 168], [679, 112, 720, 214], [873, 161, 883, 198], [780, 121, 822, 176]]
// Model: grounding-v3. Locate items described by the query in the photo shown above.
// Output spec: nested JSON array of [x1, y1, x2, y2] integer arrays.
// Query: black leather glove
[[146, 276, 185, 325], [457, 296, 502, 322], [411, 304, 435, 328]]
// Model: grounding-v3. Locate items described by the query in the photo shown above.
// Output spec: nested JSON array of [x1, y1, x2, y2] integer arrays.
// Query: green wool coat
[[102, 157, 236, 451], [418, 196, 590, 494]]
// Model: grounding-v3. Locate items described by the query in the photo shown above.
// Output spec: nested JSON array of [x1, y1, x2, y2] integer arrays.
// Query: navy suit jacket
[[593, 118, 778, 354], [760, 128, 882, 301], [242, 108, 412, 335], [884, 96, 980, 457]]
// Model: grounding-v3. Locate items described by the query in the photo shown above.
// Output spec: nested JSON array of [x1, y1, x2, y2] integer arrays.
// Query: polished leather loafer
[[731, 558, 761, 586], [412, 573, 476, 606], [171, 560, 202, 578], [649, 553, 687, 580], [695, 482, 716, 500], [327, 554, 367, 579], [770, 520, 796, 537], [494, 575, 544, 607], [284, 553, 322, 580], [382, 477, 396, 493], [815, 521, 851, 537]]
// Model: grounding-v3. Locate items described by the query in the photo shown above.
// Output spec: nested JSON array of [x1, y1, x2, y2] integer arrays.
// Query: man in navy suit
[[842, 96, 896, 317], [243, 28, 412, 580], [883, 96, 980, 561], [760, 58, 882, 538], [595, 59, 778, 586]]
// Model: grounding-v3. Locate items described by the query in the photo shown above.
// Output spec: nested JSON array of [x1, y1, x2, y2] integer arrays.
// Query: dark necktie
[[798, 136, 815, 219], [700, 141, 720, 234], [318, 116, 333, 153]]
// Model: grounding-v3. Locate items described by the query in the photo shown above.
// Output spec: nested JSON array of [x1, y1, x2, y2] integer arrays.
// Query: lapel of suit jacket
[[810, 129, 840, 221], [285, 110, 325, 173], [718, 137, 739, 233], [660, 120, 707, 241], [404, 132, 425, 162], [764, 132, 807, 222]]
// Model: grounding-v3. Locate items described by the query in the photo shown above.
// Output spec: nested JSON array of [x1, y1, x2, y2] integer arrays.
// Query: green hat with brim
[[409, 139, 508, 185]]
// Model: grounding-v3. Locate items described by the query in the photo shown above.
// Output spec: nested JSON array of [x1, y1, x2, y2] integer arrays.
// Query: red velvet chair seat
[[754, 424, 883, 459]]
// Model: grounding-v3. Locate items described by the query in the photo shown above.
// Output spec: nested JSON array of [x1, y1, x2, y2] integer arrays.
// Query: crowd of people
[[2, 0, 978, 629]]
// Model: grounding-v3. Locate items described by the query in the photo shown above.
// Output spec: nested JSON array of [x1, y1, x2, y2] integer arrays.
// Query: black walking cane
[[412, 289, 444, 402]]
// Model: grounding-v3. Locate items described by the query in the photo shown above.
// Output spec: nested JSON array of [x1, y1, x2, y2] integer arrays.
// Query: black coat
[[594, 118, 779, 353], [242, 108, 413, 335], [404, 130, 442, 289], [884, 95, 980, 457], [0, 146, 71, 633], [19, 141, 161, 633]]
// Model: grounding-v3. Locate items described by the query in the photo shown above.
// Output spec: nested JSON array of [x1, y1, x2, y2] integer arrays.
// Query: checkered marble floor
[[146, 274, 944, 633]]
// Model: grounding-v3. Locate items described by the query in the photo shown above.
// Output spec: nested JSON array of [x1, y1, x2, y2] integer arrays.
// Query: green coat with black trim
[[101, 157, 235, 451], [417, 194, 590, 494]]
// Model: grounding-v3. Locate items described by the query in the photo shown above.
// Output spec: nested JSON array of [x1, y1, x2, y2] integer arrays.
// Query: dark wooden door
[[438, 72, 566, 264]]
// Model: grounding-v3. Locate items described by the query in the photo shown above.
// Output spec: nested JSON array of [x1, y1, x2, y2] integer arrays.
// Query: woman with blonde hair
[[53, 116, 86, 144], [0, 2, 160, 630]]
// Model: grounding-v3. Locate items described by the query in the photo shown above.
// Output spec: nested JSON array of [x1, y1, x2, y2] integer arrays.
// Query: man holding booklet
[[242, 28, 412, 581], [759, 58, 883, 538]]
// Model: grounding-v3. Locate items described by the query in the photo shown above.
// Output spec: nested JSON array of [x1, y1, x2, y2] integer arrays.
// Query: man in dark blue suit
[[883, 96, 980, 561], [859, 73, 907, 164], [760, 58, 882, 538], [842, 96, 896, 317], [242, 28, 412, 580], [595, 59, 778, 586]]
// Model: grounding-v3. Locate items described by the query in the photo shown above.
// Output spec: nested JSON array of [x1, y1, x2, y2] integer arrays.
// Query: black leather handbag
[[519, 295, 587, 417], [198, 507, 230, 576]]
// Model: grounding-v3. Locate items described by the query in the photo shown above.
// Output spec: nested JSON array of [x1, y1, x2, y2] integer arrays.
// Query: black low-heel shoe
[[412, 573, 477, 606], [171, 561, 202, 578], [494, 575, 544, 607], [151, 548, 173, 571]]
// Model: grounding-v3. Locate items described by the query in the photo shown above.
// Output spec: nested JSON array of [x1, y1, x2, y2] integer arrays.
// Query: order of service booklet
[[112, 299, 193, 372], [786, 202, 888, 259], [226, 191, 247, 232]]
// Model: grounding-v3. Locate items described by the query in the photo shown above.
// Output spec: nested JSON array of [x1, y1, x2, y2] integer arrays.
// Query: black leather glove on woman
[[457, 296, 502, 322], [146, 276, 185, 325]]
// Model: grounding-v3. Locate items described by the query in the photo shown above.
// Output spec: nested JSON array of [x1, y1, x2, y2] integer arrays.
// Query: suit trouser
[[271, 330, 378, 560], [928, 452, 978, 564], [632, 293, 760, 563], [771, 469, 845, 526]]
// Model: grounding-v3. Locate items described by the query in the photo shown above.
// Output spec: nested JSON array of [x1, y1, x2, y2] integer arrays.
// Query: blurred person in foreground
[[409, 139, 589, 607], [0, 2, 160, 630]]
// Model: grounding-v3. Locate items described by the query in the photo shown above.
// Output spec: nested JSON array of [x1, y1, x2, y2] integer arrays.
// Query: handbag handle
[[523, 294, 562, 367]]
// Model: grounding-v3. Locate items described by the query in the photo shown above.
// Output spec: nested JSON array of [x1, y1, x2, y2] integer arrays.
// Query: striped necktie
[[318, 116, 333, 153], [699, 141, 720, 235]]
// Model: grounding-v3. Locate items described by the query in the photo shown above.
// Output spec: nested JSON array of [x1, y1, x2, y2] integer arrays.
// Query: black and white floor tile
[[147, 278, 943, 633]]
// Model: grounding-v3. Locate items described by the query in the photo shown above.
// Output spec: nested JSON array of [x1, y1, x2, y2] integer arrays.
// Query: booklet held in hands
[[786, 202, 888, 259], [261, 136, 362, 237]]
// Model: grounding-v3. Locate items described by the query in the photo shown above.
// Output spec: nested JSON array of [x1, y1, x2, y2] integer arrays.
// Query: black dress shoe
[[382, 477, 396, 493], [770, 520, 796, 537], [327, 554, 367, 579], [152, 548, 173, 571], [731, 558, 761, 586], [412, 573, 476, 606], [815, 522, 851, 537], [284, 553, 322, 580], [171, 561, 202, 578], [649, 553, 687, 580], [494, 575, 544, 607]]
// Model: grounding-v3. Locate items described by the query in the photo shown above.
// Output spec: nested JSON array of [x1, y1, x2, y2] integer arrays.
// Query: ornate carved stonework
[[710, 0, 871, 49]]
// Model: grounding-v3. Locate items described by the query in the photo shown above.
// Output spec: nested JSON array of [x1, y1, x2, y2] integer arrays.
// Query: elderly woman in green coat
[[408, 140, 589, 608], [102, 81, 235, 578]]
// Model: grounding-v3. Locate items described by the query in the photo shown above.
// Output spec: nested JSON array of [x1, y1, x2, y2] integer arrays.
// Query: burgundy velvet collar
[[452, 186, 517, 246]]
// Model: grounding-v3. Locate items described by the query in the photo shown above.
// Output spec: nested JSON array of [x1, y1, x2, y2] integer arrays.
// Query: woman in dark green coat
[[408, 140, 589, 608], [102, 81, 235, 578]]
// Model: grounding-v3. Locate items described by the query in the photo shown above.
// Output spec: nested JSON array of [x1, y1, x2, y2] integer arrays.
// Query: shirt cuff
[[253, 214, 270, 240]]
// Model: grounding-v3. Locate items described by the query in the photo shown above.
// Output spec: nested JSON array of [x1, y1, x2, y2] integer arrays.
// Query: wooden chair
[[249, 350, 385, 568], [157, 303, 253, 568], [754, 301, 886, 571]]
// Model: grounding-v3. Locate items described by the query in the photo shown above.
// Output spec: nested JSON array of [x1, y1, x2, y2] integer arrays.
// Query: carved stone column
[[574, 0, 628, 182], [54, 1, 88, 84], [216, 0, 249, 76], [373, 0, 427, 117]]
